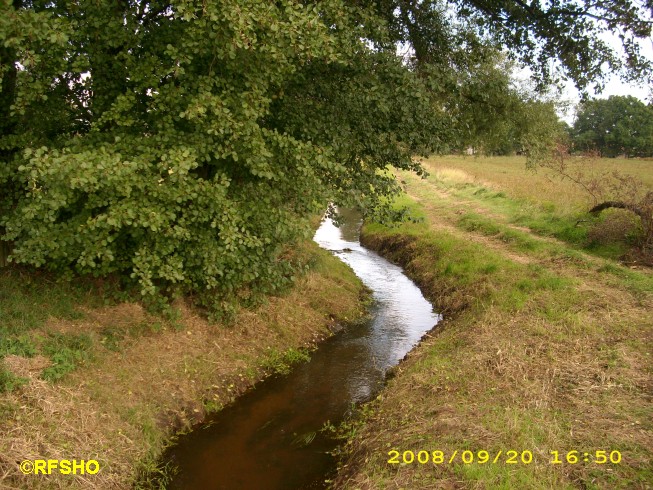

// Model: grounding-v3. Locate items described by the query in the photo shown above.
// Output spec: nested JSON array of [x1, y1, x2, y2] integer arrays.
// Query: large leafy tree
[[1, 0, 651, 310], [573, 95, 653, 157]]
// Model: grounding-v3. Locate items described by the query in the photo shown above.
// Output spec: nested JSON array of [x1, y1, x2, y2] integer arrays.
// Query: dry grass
[[334, 168, 653, 489], [423, 155, 653, 214], [0, 244, 367, 489]]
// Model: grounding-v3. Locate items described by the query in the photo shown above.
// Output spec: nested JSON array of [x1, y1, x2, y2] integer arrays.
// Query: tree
[[1, 0, 651, 312], [444, 56, 565, 157], [573, 96, 653, 157], [541, 148, 653, 256]]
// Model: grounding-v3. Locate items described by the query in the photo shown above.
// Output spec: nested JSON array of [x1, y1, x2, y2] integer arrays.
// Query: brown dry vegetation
[[421, 155, 653, 214], [0, 244, 367, 489], [333, 158, 653, 489]]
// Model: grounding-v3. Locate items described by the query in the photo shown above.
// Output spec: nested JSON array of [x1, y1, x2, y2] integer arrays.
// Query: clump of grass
[[40, 332, 94, 381], [587, 209, 642, 250], [133, 457, 178, 490], [0, 332, 37, 358], [260, 347, 311, 375], [434, 167, 473, 184], [0, 368, 28, 393]]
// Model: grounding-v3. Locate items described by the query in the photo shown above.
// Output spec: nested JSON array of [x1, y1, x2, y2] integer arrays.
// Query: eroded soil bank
[[0, 243, 368, 489], [332, 185, 653, 488]]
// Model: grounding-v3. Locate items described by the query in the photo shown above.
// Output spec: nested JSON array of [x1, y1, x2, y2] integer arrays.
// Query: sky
[[556, 32, 653, 124], [557, 76, 652, 124]]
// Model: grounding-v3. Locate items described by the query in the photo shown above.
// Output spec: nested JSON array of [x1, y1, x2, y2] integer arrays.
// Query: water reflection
[[163, 210, 440, 490]]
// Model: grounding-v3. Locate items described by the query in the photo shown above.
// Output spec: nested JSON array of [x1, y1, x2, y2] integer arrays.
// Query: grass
[[0, 368, 27, 393], [334, 162, 653, 489], [40, 332, 94, 382], [0, 268, 155, 392], [0, 240, 369, 489], [259, 347, 312, 375], [423, 154, 653, 211], [412, 155, 651, 262]]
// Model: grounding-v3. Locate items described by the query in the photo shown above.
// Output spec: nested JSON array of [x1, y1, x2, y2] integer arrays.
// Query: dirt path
[[402, 168, 653, 288]]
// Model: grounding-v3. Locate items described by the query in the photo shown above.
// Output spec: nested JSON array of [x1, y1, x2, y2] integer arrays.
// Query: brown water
[[161, 209, 440, 489]]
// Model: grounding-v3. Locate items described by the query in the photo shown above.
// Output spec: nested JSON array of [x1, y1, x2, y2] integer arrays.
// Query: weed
[[0, 331, 37, 358], [202, 398, 223, 414], [40, 332, 94, 382], [0, 368, 28, 393], [0, 400, 18, 421], [133, 457, 178, 490], [99, 326, 126, 352], [260, 347, 311, 375]]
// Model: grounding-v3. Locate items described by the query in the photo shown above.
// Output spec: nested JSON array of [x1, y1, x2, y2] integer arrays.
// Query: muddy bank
[[0, 244, 368, 489]]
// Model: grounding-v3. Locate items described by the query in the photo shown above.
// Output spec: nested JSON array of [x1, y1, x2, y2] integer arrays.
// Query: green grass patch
[[0, 268, 111, 335], [0, 332, 38, 358], [259, 347, 311, 375], [424, 163, 643, 262], [40, 332, 94, 382], [0, 368, 28, 393]]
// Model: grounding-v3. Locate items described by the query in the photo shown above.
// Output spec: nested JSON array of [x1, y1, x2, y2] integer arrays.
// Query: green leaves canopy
[[1, 0, 650, 309], [573, 96, 653, 157], [0, 0, 440, 308]]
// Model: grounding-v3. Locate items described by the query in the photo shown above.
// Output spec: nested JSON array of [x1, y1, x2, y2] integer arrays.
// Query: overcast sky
[[557, 32, 653, 124]]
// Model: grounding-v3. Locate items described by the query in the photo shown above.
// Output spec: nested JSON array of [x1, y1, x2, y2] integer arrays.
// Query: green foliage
[[40, 332, 93, 381], [371, 0, 652, 91], [0, 0, 439, 313], [260, 347, 311, 375], [0, 368, 27, 394], [441, 55, 565, 158], [573, 96, 653, 157], [0, 0, 649, 312], [0, 332, 37, 358]]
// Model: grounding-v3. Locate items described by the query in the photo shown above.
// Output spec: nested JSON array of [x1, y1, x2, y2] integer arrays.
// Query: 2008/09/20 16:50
[[387, 449, 622, 465]]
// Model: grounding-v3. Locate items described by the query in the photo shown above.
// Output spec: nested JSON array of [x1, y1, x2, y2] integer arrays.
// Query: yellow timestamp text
[[550, 450, 621, 464], [388, 449, 534, 465], [387, 449, 623, 465]]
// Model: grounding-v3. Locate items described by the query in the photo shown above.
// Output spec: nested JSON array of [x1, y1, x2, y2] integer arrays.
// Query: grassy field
[[409, 155, 652, 262], [421, 155, 653, 211], [333, 157, 652, 489], [0, 241, 368, 489]]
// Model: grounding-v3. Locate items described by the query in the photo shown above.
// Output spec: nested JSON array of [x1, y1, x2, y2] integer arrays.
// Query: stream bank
[[0, 243, 368, 490], [157, 209, 439, 489], [332, 197, 653, 489]]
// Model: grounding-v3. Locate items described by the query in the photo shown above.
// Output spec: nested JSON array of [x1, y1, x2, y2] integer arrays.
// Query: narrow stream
[[162, 209, 440, 489]]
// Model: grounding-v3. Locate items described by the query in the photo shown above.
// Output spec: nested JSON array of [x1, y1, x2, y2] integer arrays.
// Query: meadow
[[409, 155, 653, 263], [422, 155, 653, 211]]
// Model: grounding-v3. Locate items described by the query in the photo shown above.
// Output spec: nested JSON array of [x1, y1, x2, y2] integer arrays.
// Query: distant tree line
[[570, 96, 653, 158]]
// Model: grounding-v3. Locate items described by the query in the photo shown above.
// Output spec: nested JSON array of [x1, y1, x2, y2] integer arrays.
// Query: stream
[[162, 209, 440, 489]]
